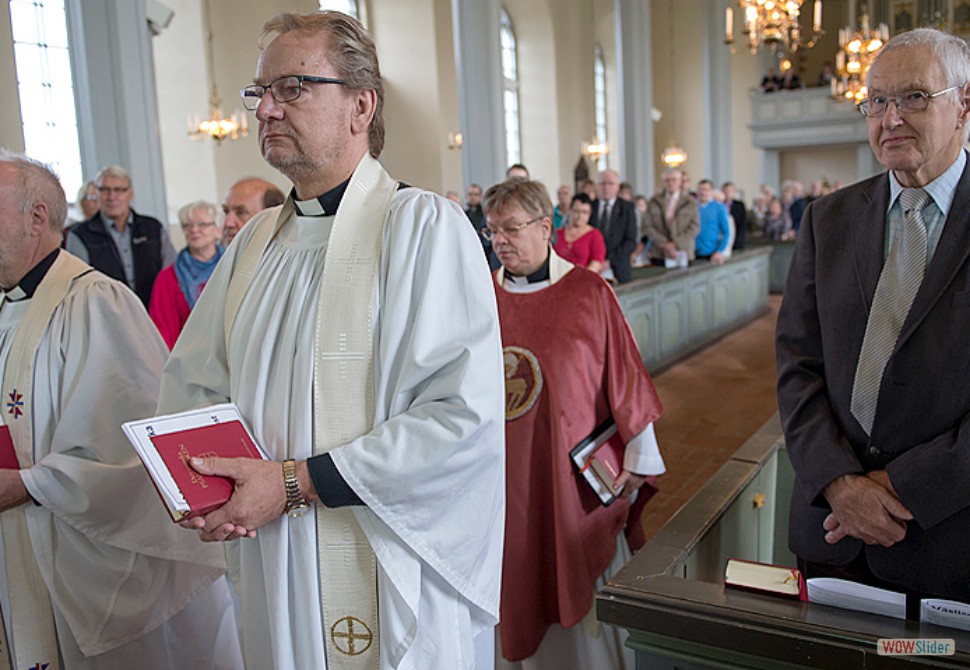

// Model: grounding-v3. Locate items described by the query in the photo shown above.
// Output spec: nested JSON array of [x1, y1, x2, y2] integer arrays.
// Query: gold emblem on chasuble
[[331, 615, 374, 656], [503, 346, 543, 420]]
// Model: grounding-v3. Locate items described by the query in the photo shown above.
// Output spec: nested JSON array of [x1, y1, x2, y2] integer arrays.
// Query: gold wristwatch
[[282, 459, 310, 517]]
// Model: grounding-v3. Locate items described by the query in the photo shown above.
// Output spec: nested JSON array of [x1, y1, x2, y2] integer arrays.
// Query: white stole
[[224, 153, 397, 669], [0, 252, 93, 670]]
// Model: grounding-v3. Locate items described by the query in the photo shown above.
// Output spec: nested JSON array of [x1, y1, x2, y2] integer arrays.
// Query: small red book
[[149, 420, 264, 522], [0, 426, 19, 470], [569, 418, 625, 506]]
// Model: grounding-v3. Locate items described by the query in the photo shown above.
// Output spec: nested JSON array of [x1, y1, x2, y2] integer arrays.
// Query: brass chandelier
[[725, 0, 823, 55], [832, 13, 888, 104], [188, 0, 248, 144]]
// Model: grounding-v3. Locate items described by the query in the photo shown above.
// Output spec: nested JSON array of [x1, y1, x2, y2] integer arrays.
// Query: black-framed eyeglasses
[[240, 75, 347, 111], [482, 216, 544, 241], [857, 85, 962, 117]]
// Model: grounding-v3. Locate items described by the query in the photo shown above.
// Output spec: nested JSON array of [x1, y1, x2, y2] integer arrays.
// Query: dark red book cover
[[586, 432, 624, 488], [150, 420, 263, 521], [0, 426, 19, 470]]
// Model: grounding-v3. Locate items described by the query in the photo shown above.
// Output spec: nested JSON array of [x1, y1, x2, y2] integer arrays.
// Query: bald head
[[0, 152, 66, 288], [222, 178, 285, 244]]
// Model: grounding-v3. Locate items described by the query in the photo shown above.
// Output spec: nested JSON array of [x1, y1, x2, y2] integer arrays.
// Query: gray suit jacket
[[776, 162, 970, 600]]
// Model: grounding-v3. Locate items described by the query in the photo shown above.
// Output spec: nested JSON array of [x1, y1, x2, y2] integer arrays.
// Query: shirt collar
[[888, 149, 967, 217], [100, 210, 133, 231], [1, 248, 59, 302], [293, 179, 350, 217]]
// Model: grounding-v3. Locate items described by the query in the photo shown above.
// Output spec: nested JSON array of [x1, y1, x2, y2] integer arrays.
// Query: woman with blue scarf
[[149, 200, 224, 349]]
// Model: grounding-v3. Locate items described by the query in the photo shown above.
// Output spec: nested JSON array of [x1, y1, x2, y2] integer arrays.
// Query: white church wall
[[0, 4, 24, 152], [780, 144, 859, 191], [151, 0, 218, 231], [729, 54, 764, 206], [651, 0, 706, 193], [549, 0, 597, 190], [371, 0, 453, 192]]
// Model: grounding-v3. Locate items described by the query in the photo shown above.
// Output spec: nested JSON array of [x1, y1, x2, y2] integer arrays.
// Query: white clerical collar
[[1, 248, 60, 304], [503, 274, 551, 293], [292, 178, 351, 217], [1, 286, 27, 302], [501, 256, 554, 293]]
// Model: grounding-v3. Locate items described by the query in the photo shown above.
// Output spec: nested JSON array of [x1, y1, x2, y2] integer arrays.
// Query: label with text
[[877, 639, 955, 656]]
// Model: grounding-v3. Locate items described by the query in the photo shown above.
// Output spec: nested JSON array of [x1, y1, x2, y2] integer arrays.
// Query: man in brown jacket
[[643, 168, 700, 265]]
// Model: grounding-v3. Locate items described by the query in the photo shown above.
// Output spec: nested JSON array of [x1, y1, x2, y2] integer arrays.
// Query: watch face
[[287, 503, 311, 518]]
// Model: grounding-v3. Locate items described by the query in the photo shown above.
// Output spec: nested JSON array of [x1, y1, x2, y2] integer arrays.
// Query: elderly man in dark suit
[[590, 169, 638, 283], [776, 27, 970, 602]]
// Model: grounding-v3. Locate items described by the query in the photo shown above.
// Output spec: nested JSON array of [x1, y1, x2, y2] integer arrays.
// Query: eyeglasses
[[857, 85, 962, 117], [97, 186, 130, 195], [482, 216, 543, 241], [240, 75, 347, 111], [181, 220, 216, 230]]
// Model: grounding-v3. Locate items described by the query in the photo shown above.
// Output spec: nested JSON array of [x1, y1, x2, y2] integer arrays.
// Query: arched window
[[318, 0, 360, 20], [9, 0, 83, 198], [500, 8, 521, 168], [594, 45, 608, 172]]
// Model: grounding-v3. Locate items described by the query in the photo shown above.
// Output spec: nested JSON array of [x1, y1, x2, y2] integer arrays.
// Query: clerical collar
[[292, 179, 350, 217], [2, 248, 59, 302], [505, 255, 551, 286]]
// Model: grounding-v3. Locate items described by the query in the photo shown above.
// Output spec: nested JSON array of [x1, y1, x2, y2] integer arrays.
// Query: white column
[[703, 0, 732, 185], [65, 0, 168, 219], [856, 141, 880, 180], [614, 0, 654, 195], [452, 0, 506, 189], [761, 149, 780, 190]]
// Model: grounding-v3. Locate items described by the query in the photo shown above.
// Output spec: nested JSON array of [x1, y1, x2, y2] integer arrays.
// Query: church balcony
[[749, 87, 881, 189]]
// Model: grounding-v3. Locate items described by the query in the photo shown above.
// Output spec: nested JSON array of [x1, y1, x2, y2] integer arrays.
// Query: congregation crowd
[[2, 7, 969, 670], [461, 165, 844, 285]]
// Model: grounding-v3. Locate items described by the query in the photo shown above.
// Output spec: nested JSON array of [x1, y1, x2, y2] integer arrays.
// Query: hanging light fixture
[[581, 136, 610, 160], [660, 0, 687, 169], [725, 0, 824, 55], [188, 0, 248, 144], [660, 142, 688, 168], [832, 8, 888, 104]]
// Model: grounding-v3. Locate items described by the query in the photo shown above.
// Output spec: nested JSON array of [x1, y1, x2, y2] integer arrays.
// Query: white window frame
[[594, 45, 608, 172], [9, 0, 83, 201], [500, 7, 521, 169]]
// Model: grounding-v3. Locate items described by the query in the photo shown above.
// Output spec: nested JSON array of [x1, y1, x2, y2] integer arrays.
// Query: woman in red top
[[148, 201, 224, 349], [553, 193, 606, 272]]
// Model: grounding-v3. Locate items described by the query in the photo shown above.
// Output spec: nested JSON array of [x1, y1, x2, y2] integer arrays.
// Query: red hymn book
[[150, 420, 264, 521], [0, 425, 19, 470]]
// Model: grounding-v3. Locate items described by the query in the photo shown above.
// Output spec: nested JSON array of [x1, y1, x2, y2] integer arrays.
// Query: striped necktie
[[850, 187, 930, 435]]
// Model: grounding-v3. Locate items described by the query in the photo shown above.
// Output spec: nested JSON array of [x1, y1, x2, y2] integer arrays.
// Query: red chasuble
[[494, 266, 663, 661]]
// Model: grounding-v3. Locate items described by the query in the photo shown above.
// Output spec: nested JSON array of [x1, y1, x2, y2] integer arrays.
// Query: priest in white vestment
[[157, 11, 505, 670], [0, 154, 243, 670]]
